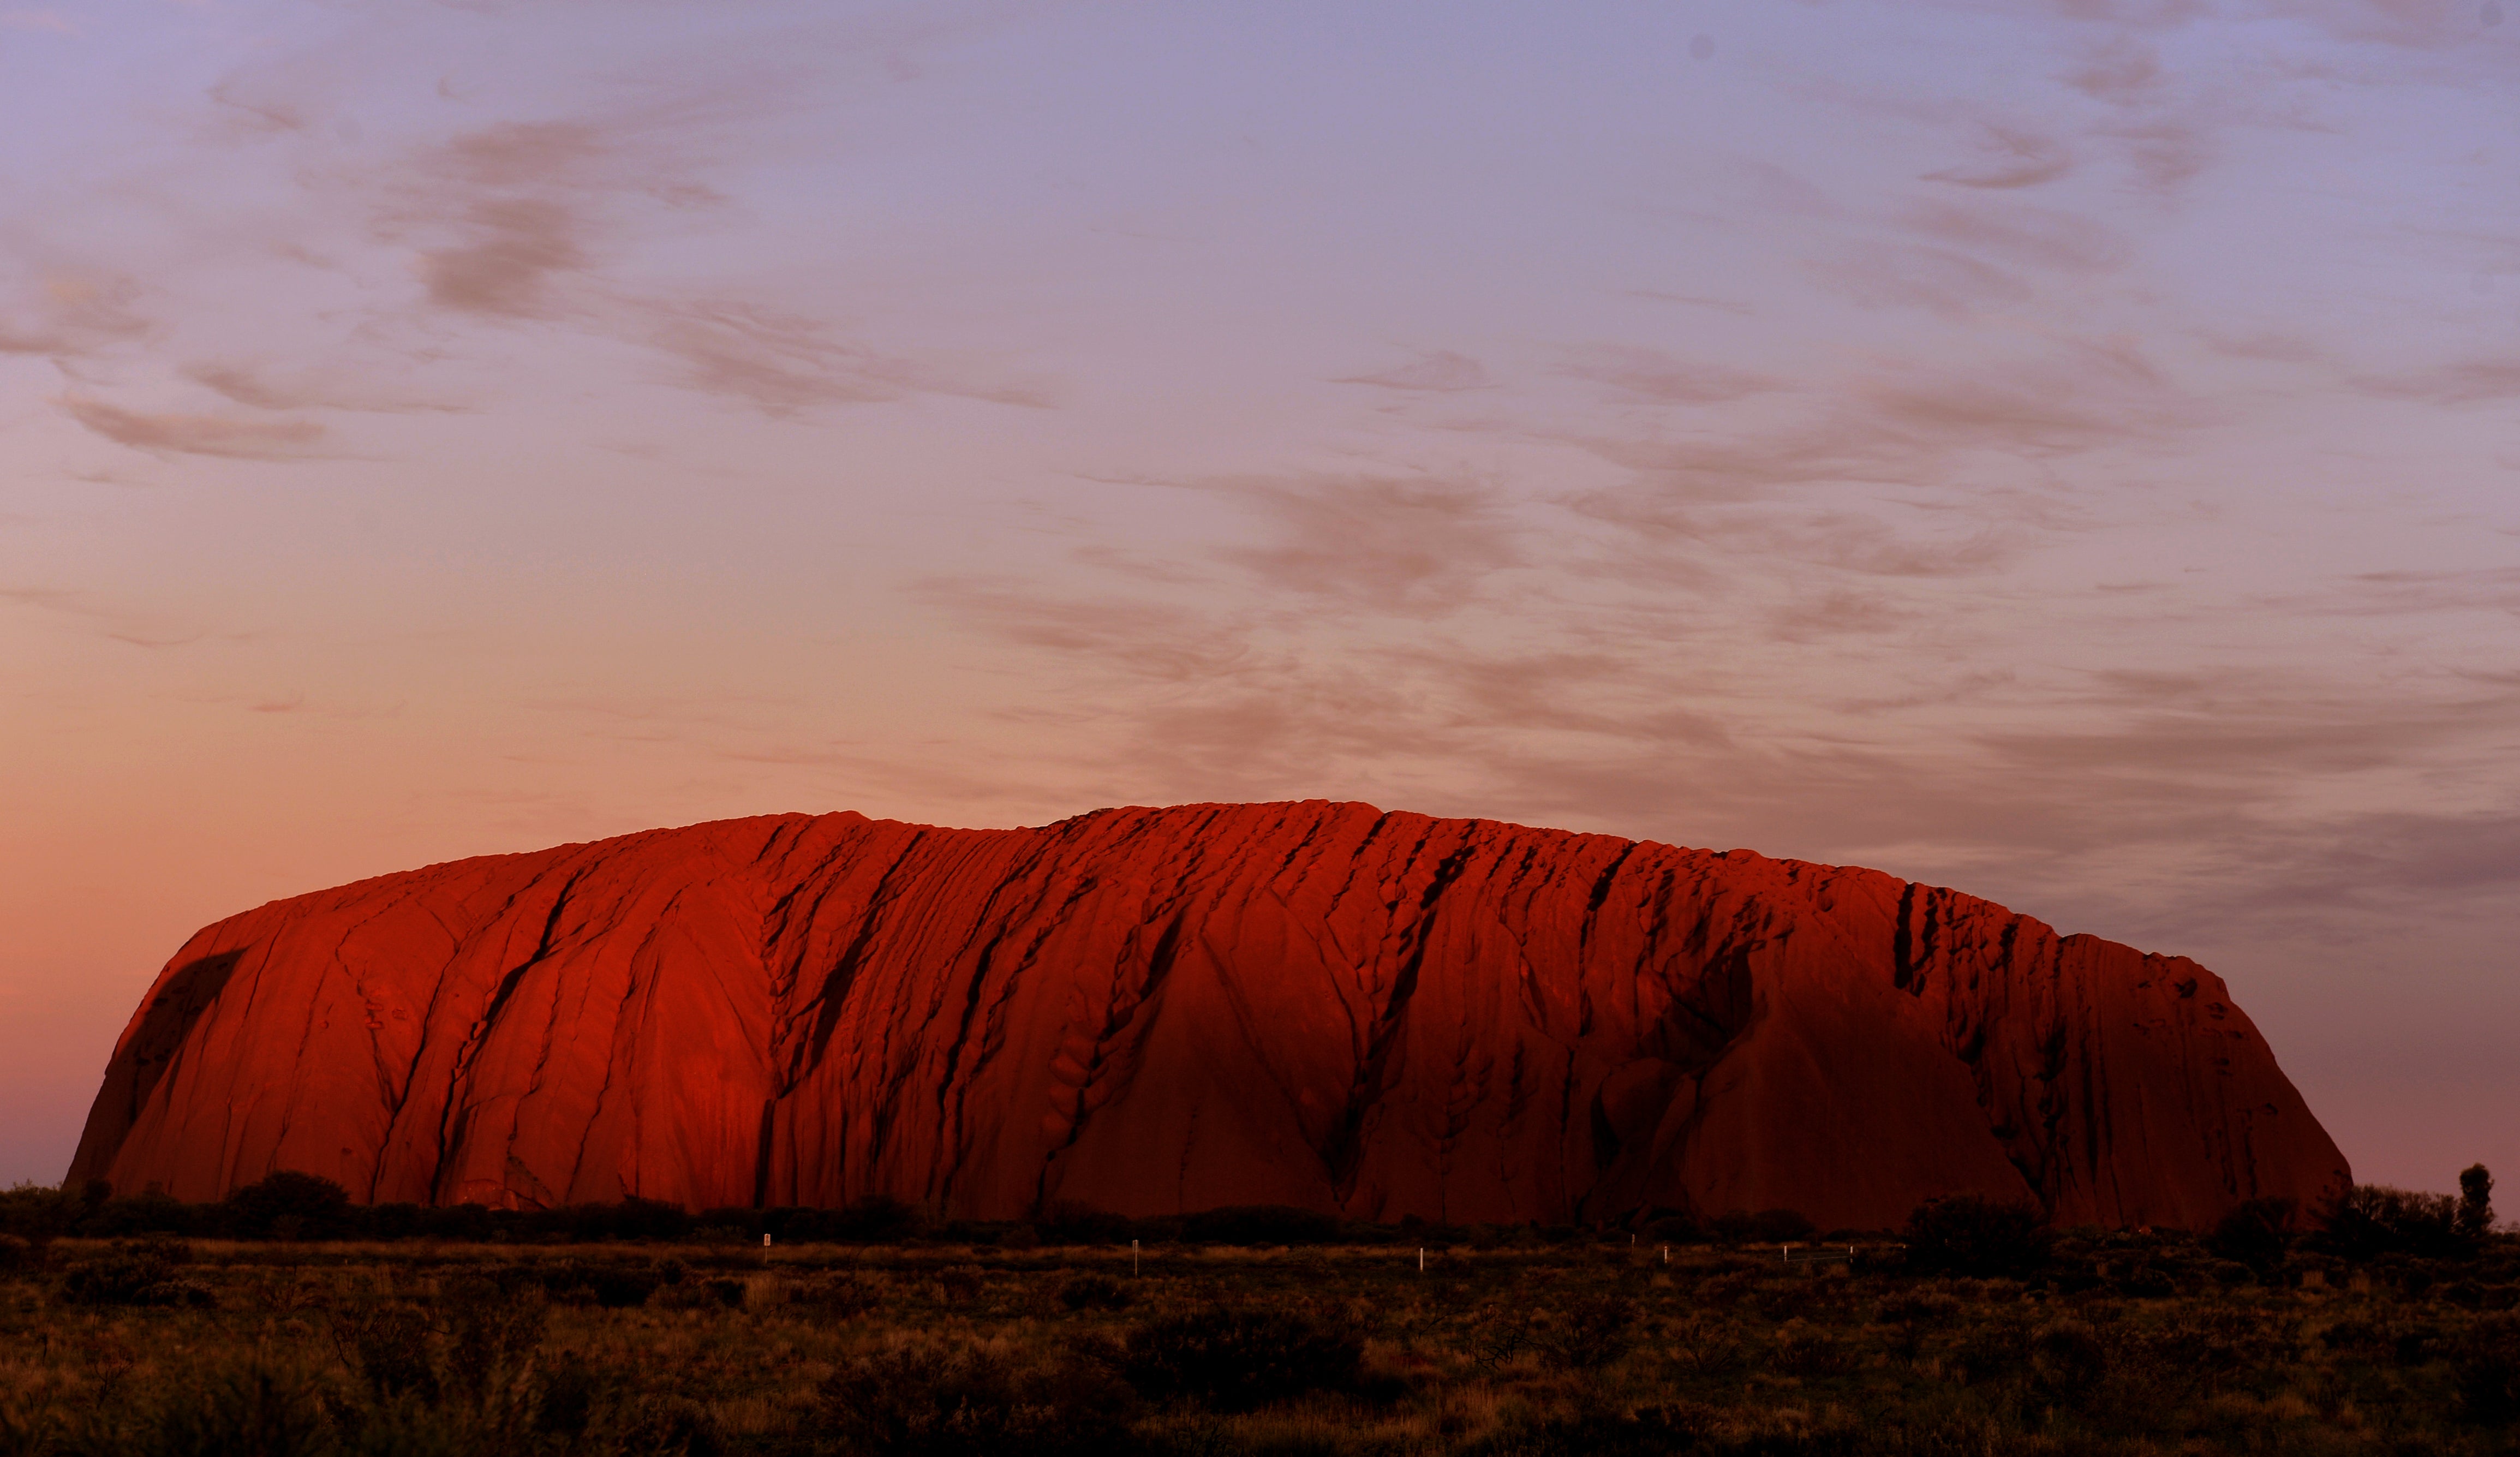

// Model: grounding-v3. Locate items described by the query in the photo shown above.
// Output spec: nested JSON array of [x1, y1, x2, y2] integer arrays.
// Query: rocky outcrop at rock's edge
[[69, 802, 2349, 1229]]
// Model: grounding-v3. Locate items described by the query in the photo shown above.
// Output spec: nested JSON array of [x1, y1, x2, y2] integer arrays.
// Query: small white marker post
[[1662, 1245, 1669, 1264], [763, 1232, 773, 1267], [1132, 1239, 1139, 1277], [1417, 1247, 1424, 1273]]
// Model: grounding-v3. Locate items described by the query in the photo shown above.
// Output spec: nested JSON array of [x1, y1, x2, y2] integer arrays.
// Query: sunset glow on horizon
[[4, 0, 2516, 1195]]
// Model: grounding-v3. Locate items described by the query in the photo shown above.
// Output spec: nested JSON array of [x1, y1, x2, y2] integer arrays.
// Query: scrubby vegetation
[[2, 1174, 2516, 1454]]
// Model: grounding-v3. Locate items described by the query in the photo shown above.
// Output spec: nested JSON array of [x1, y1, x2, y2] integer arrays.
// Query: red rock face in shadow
[[69, 803, 2349, 1228]]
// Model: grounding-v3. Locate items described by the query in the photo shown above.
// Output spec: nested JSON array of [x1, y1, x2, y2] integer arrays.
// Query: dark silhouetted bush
[[1461, 1402, 1718, 1457], [552, 1195, 692, 1243], [819, 1342, 1137, 1457], [536, 1353, 598, 1438], [331, 1301, 440, 1405], [1120, 1304, 1363, 1411], [56, 1239, 212, 1307], [535, 1261, 662, 1309], [2206, 1196, 2295, 1276], [414, 1203, 494, 1241], [85, 1188, 200, 1238], [1711, 1208, 1817, 1245], [148, 1365, 332, 1457], [1179, 1204, 1340, 1246], [1545, 1292, 1641, 1370], [2321, 1184, 2467, 1261], [2455, 1313, 2520, 1425], [1769, 1319, 1853, 1378], [936, 1265, 983, 1304], [2462, 1164, 2497, 1241], [439, 1274, 547, 1410], [1754, 1208, 1818, 1243], [1901, 1195, 2051, 1277], [786, 1273, 880, 1322], [2029, 1320, 2109, 1406], [225, 1171, 351, 1240], [1038, 1201, 1130, 1246], [1056, 1271, 1133, 1312], [616, 1394, 722, 1457], [0, 1181, 76, 1241], [363, 1202, 422, 1240]]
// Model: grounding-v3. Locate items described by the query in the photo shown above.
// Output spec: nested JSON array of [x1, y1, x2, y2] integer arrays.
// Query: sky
[[2, 0, 2515, 1197]]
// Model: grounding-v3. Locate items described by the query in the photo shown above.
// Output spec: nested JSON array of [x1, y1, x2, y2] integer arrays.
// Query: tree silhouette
[[2461, 1164, 2496, 1240]]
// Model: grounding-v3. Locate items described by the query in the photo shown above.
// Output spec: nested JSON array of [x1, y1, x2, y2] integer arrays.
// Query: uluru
[[68, 801, 2349, 1231]]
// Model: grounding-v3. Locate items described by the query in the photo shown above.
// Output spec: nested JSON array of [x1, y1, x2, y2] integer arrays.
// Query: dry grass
[[1, 1234, 2516, 1454]]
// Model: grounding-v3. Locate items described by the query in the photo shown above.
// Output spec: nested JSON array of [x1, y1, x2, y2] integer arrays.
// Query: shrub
[[2321, 1184, 2468, 1261], [1901, 1195, 2050, 1277], [2462, 1165, 2497, 1241], [415, 1203, 494, 1241], [788, 1273, 881, 1321], [1179, 1204, 1340, 1246], [1037, 1202, 1130, 1246], [824, 1194, 922, 1243], [1948, 1319, 2032, 1386], [2455, 1313, 2520, 1425], [1770, 1319, 1854, 1377], [438, 1275, 547, 1411], [2028, 1321, 2108, 1406], [56, 1239, 212, 1307], [558, 1195, 693, 1243], [1120, 1304, 1363, 1411], [1878, 1290, 1961, 1360], [1545, 1292, 1640, 1370], [2206, 1196, 2294, 1276], [331, 1301, 440, 1405], [365, 1202, 423, 1240], [0, 1233, 33, 1275], [1057, 1271, 1133, 1311], [614, 1394, 722, 1457], [1753, 1208, 1819, 1243], [535, 1354, 598, 1438], [936, 1266, 983, 1304], [818, 1342, 1137, 1457], [85, 1189, 201, 1238], [1711, 1208, 1817, 1245], [146, 1365, 332, 1457], [535, 1261, 661, 1309], [1460, 1402, 1716, 1457], [0, 1181, 77, 1241], [224, 1171, 351, 1240]]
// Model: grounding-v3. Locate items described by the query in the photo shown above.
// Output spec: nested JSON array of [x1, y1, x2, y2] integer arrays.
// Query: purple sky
[[4, 0, 2515, 1197]]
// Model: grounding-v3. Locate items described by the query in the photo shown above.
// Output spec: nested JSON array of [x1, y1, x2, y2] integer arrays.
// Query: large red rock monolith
[[69, 803, 2348, 1228]]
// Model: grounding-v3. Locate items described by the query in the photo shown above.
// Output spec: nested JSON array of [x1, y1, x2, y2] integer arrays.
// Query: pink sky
[[4, 0, 2516, 1196]]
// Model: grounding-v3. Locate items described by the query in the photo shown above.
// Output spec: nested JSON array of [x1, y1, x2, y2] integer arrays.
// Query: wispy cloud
[[59, 396, 328, 460], [1199, 473, 1525, 612], [1334, 350, 1491, 392], [183, 361, 474, 414], [646, 300, 1054, 414], [1921, 122, 2074, 189], [2351, 358, 2520, 404], [0, 275, 148, 358]]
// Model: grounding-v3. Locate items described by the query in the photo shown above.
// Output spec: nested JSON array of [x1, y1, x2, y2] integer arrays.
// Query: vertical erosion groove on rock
[[67, 801, 2350, 1228]]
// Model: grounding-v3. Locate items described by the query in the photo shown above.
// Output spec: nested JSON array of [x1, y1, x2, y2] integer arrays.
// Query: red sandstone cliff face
[[68, 803, 2349, 1229]]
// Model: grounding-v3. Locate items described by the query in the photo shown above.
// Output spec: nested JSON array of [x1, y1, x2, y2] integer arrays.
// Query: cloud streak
[[60, 396, 328, 460]]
